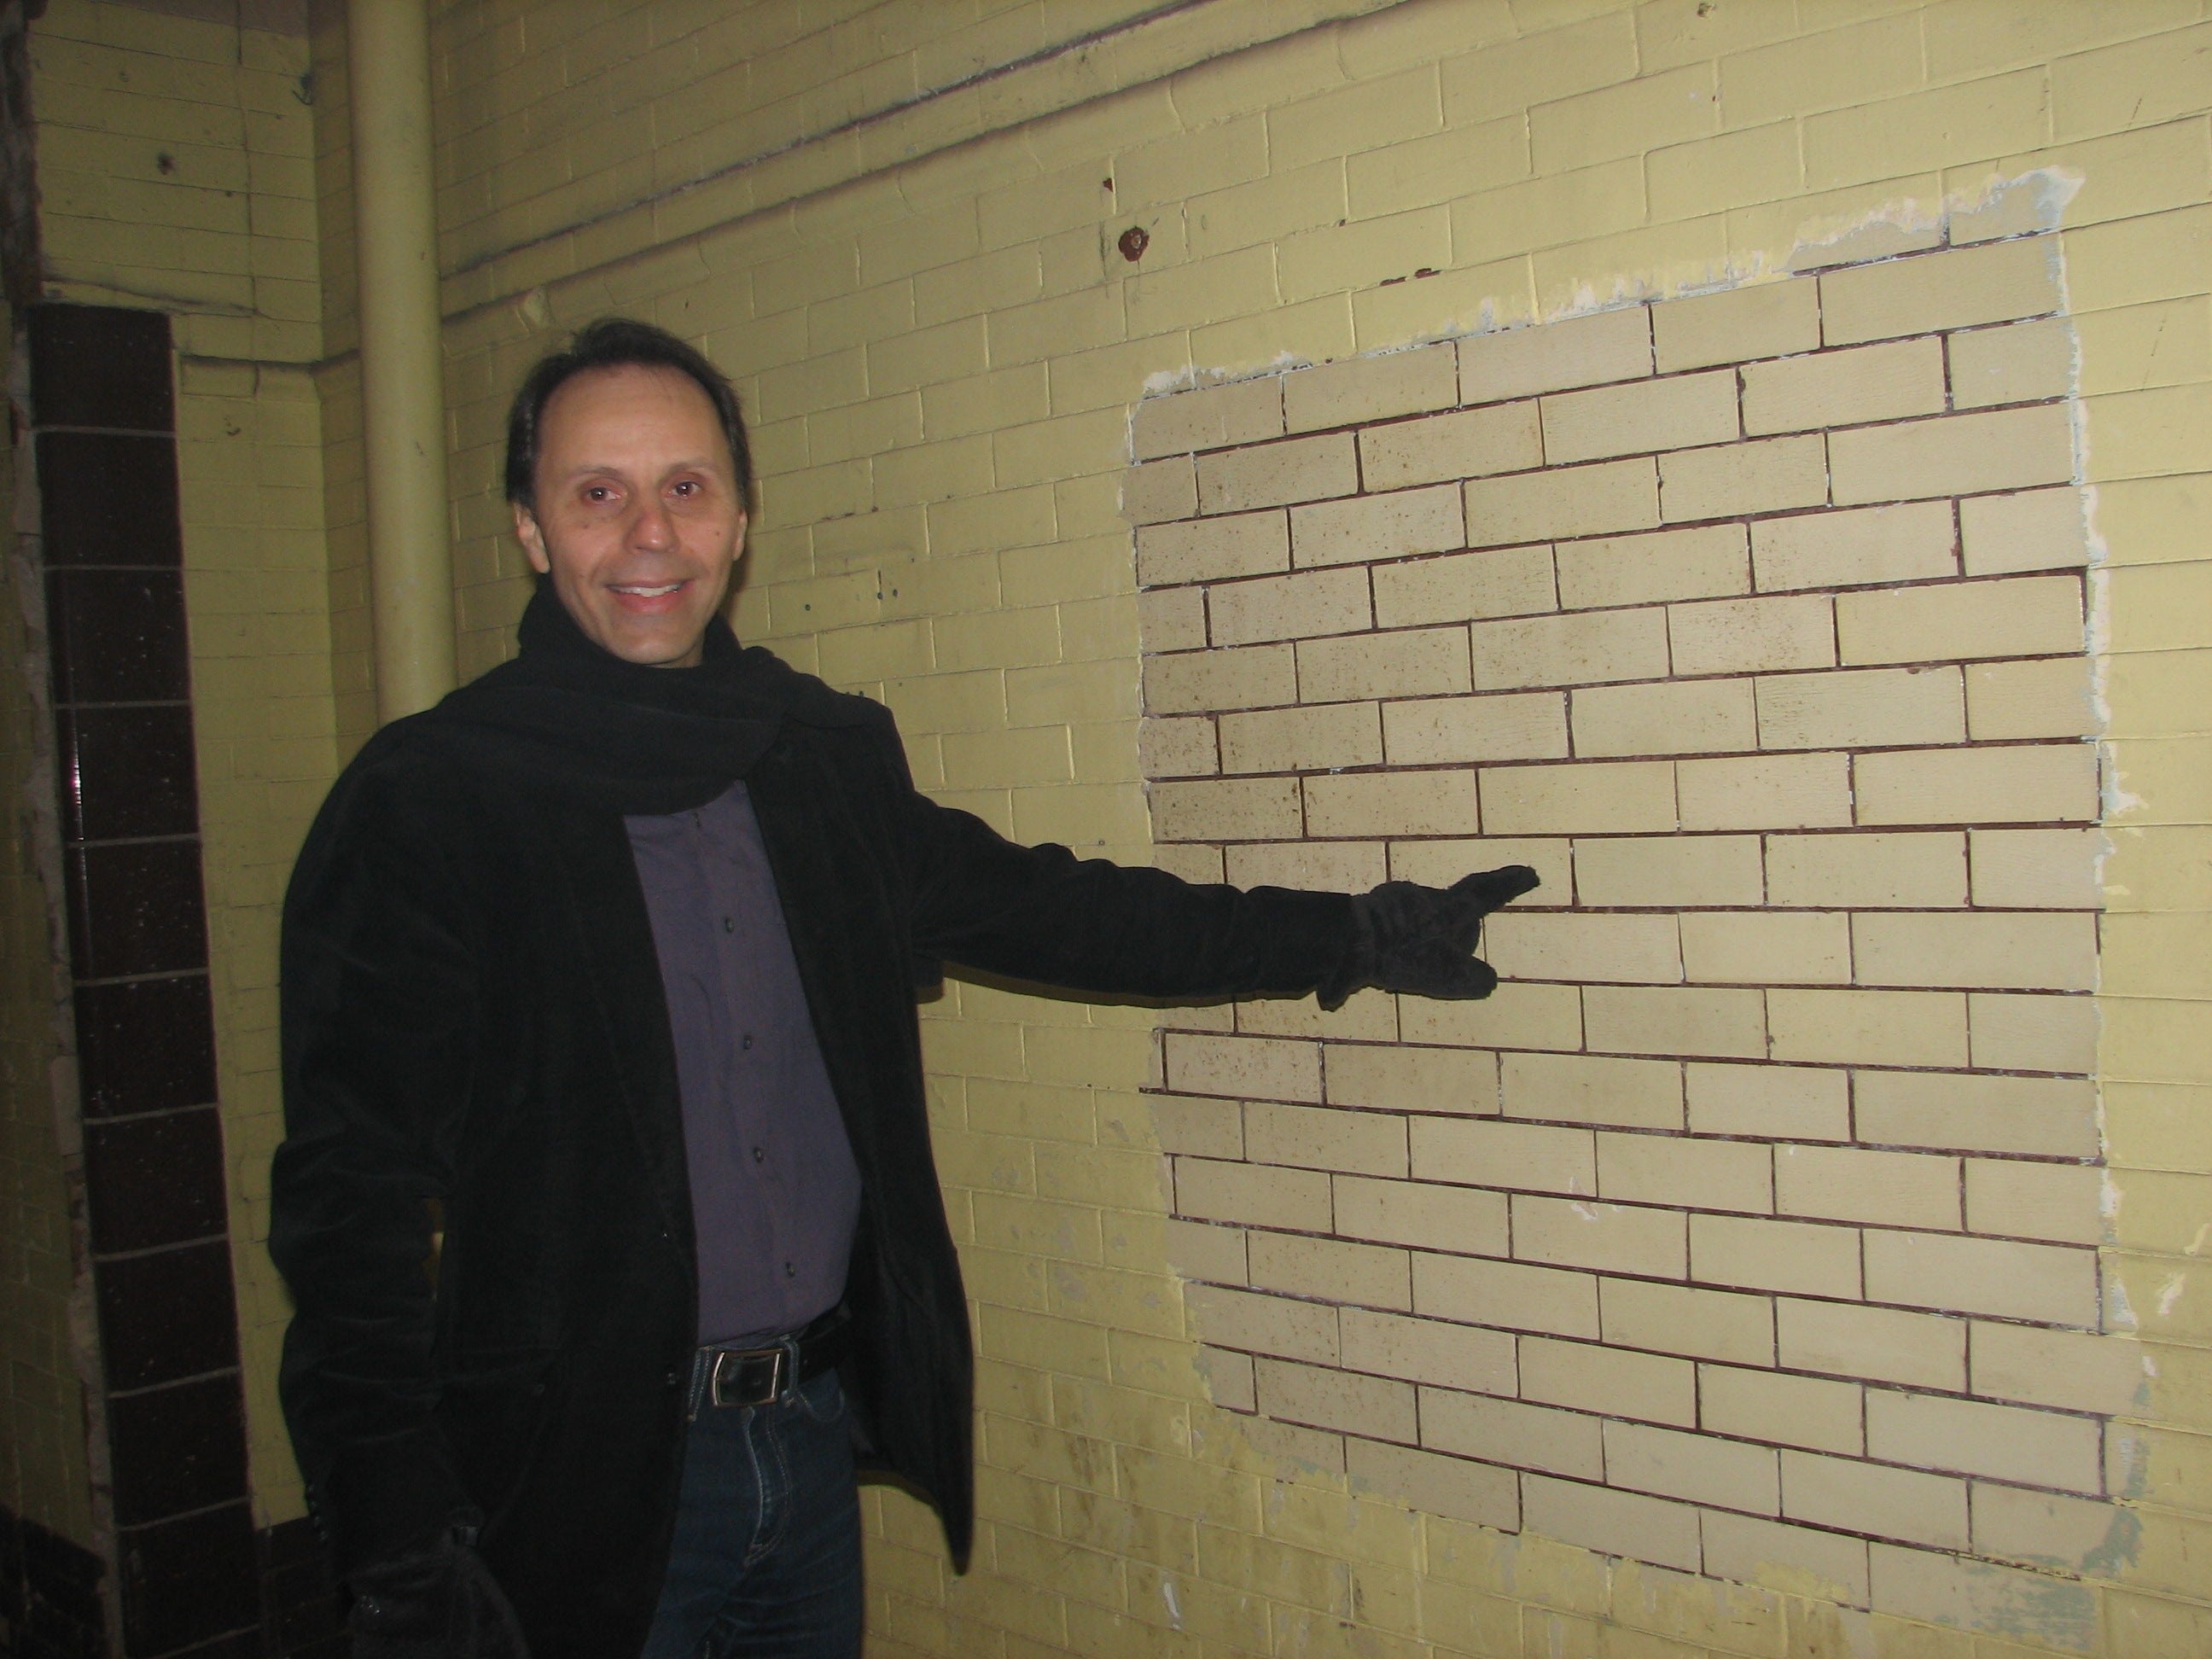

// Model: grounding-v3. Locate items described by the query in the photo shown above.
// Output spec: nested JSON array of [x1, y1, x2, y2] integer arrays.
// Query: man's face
[[513, 363, 748, 668]]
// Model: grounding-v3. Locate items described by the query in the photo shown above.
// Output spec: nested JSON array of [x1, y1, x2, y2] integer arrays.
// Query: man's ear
[[513, 502, 551, 575]]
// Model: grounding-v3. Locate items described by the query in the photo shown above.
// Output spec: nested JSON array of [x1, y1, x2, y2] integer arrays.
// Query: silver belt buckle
[[708, 1344, 789, 1409]]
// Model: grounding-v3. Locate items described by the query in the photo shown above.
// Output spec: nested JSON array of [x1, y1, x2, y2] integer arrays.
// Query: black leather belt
[[688, 1305, 852, 1418]]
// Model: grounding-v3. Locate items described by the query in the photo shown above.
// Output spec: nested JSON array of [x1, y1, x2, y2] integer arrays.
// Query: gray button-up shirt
[[626, 781, 862, 1348]]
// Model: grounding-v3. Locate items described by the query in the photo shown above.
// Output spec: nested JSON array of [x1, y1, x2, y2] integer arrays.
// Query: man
[[270, 318, 1537, 1659]]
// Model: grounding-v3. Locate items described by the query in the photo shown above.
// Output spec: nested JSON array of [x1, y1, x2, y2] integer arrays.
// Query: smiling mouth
[[609, 581, 685, 597]]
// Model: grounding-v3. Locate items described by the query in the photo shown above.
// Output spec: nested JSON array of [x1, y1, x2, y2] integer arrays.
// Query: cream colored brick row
[[1203, 564, 1371, 647], [1373, 543, 1557, 628], [1196, 433, 1358, 515]]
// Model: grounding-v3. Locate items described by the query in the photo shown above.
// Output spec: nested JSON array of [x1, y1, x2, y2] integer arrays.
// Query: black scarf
[[419, 583, 864, 815]]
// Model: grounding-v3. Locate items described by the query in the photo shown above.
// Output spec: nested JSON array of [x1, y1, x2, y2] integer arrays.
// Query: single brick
[[1521, 1475, 1702, 1574], [1138, 510, 1289, 585], [1679, 911, 1852, 986], [1225, 841, 1382, 892], [1347, 1439, 1519, 1530], [1250, 1231, 1412, 1313], [1155, 1095, 1243, 1158], [1701, 1511, 1869, 1605], [1459, 307, 1653, 404], [1784, 1452, 1968, 1551], [1691, 1213, 1861, 1298], [1512, 1194, 1688, 1278], [1219, 701, 1382, 774], [1125, 456, 1199, 524], [1361, 401, 1543, 492], [1304, 770, 1481, 838], [1198, 433, 1359, 514], [1402, 981, 1586, 1056], [1175, 1160, 1333, 1237], [1501, 1051, 1685, 1130], [1298, 627, 1471, 702], [1775, 1144, 1961, 1231], [1583, 985, 1767, 1059], [1659, 434, 1828, 521], [1140, 715, 1220, 778], [1752, 501, 1957, 592], [1600, 1277, 1774, 1366], [1761, 339, 1943, 441], [1185, 1281, 1339, 1362], [1413, 1252, 1600, 1339], [1765, 830, 1965, 908], [1382, 691, 1568, 765], [1408, 1115, 1596, 1196], [1820, 236, 2062, 346], [1596, 1129, 1772, 1212], [1340, 1307, 1515, 1393], [1574, 834, 1762, 907], [1245, 1098, 1406, 1178], [1485, 911, 1684, 984], [1866, 1390, 2101, 1493], [1754, 666, 1965, 750], [1669, 593, 1837, 677], [1970, 1323, 2148, 1416], [1966, 655, 2096, 743], [1677, 753, 1850, 830], [1420, 1388, 1602, 1480], [1292, 483, 1463, 569], [1540, 370, 1739, 464], [1209, 566, 1373, 647], [1853, 911, 2097, 992], [1572, 678, 1757, 758], [1964, 1159, 2102, 1247], [1257, 1354, 1417, 1441], [1142, 642, 1298, 716], [1767, 987, 1965, 1067], [1830, 405, 2075, 506], [1970, 1486, 2132, 1576], [1959, 486, 2088, 577], [1968, 989, 2097, 1074], [1373, 544, 1557, 627], [1283, 344, 1458, 433], [1132, 375, 1284, 459], [1853, 1070, 2098, 1159], [1949, 316, 2074, 410], [1606, 1419, 1780, 1515], [1855, 743, 2098, 826], [1701, 1365, 1864, 1456], [1138, 586, 1208, 652], [1167, 1216, 1248, 1284], [1466, 457, 1659, 546], [1555, 523, 1750, 610], [1520, 1336, 1697, 1428], [1835, 573, 2083, 667], [1164, 1032, 1320, 1102], [1335, 1177, 1511, 1259], [1863, 1230, 2097, 1326], [1778, 1296, 1965, 1391], [1686, 1062, 1850, 1142], [1969, 827, 2102, 909], [1650, 279, 1820, 373], [1470, 608, 1672, 690], [1325, 1043, 1498, 1115], [1390, 834, 1575, 894], [1148, 775, 1302, 841]]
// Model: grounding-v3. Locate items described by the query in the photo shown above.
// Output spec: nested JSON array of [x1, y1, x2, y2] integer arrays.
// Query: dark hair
[[503, 316, 753, 510]]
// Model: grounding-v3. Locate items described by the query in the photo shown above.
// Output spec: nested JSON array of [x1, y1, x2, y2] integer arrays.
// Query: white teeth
[[613, 583, 682, 596]]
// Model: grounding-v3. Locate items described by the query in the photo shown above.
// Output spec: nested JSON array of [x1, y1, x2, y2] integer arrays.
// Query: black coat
[[269, 664, 1353, 1656]]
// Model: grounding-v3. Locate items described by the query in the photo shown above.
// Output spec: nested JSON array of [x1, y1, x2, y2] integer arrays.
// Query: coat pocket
[[437, 1349, 560, 1531]]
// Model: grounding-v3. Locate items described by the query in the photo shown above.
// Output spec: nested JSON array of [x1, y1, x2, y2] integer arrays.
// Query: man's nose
[[627, 498, 676, 548]]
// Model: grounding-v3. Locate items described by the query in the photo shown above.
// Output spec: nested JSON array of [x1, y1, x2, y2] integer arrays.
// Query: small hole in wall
[[1118, 225, 1150, 262], [156, 152, 176, 175]]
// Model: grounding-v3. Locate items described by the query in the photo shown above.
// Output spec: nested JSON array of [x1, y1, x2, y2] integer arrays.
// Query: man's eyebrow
[[548, 456, 725, 479]]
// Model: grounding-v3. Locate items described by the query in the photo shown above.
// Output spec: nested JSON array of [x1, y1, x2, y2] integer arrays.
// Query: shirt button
[[784, 1261, 796, 1278], [722, 916, 736, 933], [741, 1034, 754, 1051], [752, 1146, 765, 1163]]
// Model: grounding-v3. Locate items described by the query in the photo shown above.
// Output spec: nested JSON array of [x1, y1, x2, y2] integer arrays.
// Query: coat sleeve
[[267, 748, 481, 1575], [876, 719, 1359, 1002]]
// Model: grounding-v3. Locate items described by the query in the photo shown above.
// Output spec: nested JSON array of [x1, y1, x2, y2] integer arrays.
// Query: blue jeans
[[638, 1367, 863, 1659]]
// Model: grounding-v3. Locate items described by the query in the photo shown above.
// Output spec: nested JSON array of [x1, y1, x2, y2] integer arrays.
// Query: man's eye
[[583, 485, 614, 503], [670, 480, 698, 498]]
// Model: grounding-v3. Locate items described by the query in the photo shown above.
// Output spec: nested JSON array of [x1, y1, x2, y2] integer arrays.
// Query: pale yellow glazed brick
[[1853, 911, 2097, 992], [1968, 991, 2097, 1074], [1855, 743, 2098, 826], [1412, 1253, 1600, 1340], [1257, 1355, 1417, 1441], [1854, 1071, 2098, 1159], [1970, 1485, 2130, 1576], [1340, 1307, 1515, 1394], [1676, 753, 1851, 831], [1969, 828, 2104, 912], [1175, 1161, 1334, 1240], [1459, 307, 1652, 405], [1324, 1044, 1498, 1115], [1832, 405, 2077, 507], [1965, 1159, 2102, 1248], [1147, 776, 1301, 841], [1501, 1051, 1685, 1131], [1400, 982, 1586, 1056], [1600, 1278, 1774, 1366], [1469, 608, 1671, 690], [1948, 316, 2075, 410], [1774, 1144, 1961, 1231], [1866, 1390, 2101, 1494], [1136, 587, 1208, 653], [1965, 656, 2097, 742], [1486, 910, 1682, 984], [1767, 987, 1965, 1067], [1596, 1130, 1772, 1214], [1778, 1297, 1965, 1392], [1407, 1115, 1596, 1196], [1679, 911, 1852, 986], [1540, 370, 1738, 466], [1390, 835, 1575, 895], [1555, 523, 1750, 611], [1382, 692, 1568, 765], [1143, 642, 1294, 716], [1335, 1177, 1511, 1261], [1207, 566, 1372, 648], [1227, 839, 1384, 894], [1361, 401, 1545, 492], [1780, 1451, 1968, 1552], [1970, 1323, 2147, 1416], [1348, 1440, 1521, 1533], [1764, 831, 1965, 909], [1751, 501, 1958, 592], [1650, 280, 1820, 373], [1864, 1230, 2097, 1327], [1245, 1099, 1406, 1179], [1742, 338, 1947, 437], [1522, 1474, 1703, 1574], [1573, 834, 1762, 908], [1164, 1031, 1319, 1103], [1582, 985, 1767, 1060], [1657, 434, 1828, 521], [1571, 678, 1756, 758], [1282, 346, 1458, 434], [1136, 509, 1289, 585], [1373, 545, 1557, 627], [1236, 990, 1397, 1044], [1291, 484, 1464, 570], [1467, 457, 1660, 546], [1155, 1090, 1243, 1159], [1167, 1218, 1249, 1285], [1521, 1336, 1697, 1429], [1344, 108, 1525, 220], [1668, 593, 1836, 678], [1197, 434, 1359, 515], [1249, 1235, 1412, 1315], [1604, 1418, 1779, 1516], [1419, 1389, 1602, 1481], [1701, 1366, 1865, 1458], [1132, 376, 1284, 461], [1834, 573, 2083, 667], [1122, 455, 1200, 526], [1297, 626, 1470, 702], [1303, 770, 1481, 839], [1699, 1511, 1870, 1607], [1646, 115, 1800, 219], [1691, 1213, 1861, 1299], [1512, 1194, 1687, 1278], [1529, 58, 1716, 171], [1755, 666, 1964, 750], [1218, 701, 1380, 774], [1821, 236, 2062, 347], [1959, 486, 2088, 577]]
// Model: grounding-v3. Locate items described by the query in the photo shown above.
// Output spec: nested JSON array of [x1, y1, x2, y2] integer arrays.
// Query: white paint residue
[[1161, 1579, 1182, 1630], [2158, 1273, 2187, 1319]]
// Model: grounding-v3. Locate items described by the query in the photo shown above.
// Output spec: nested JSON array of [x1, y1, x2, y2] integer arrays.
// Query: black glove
[[1318, 865, 1541, 1010], [348, 1527, 530, 1659]]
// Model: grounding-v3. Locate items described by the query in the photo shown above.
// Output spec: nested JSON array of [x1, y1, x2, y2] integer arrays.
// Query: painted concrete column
[[347, 0, 455, 722]]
